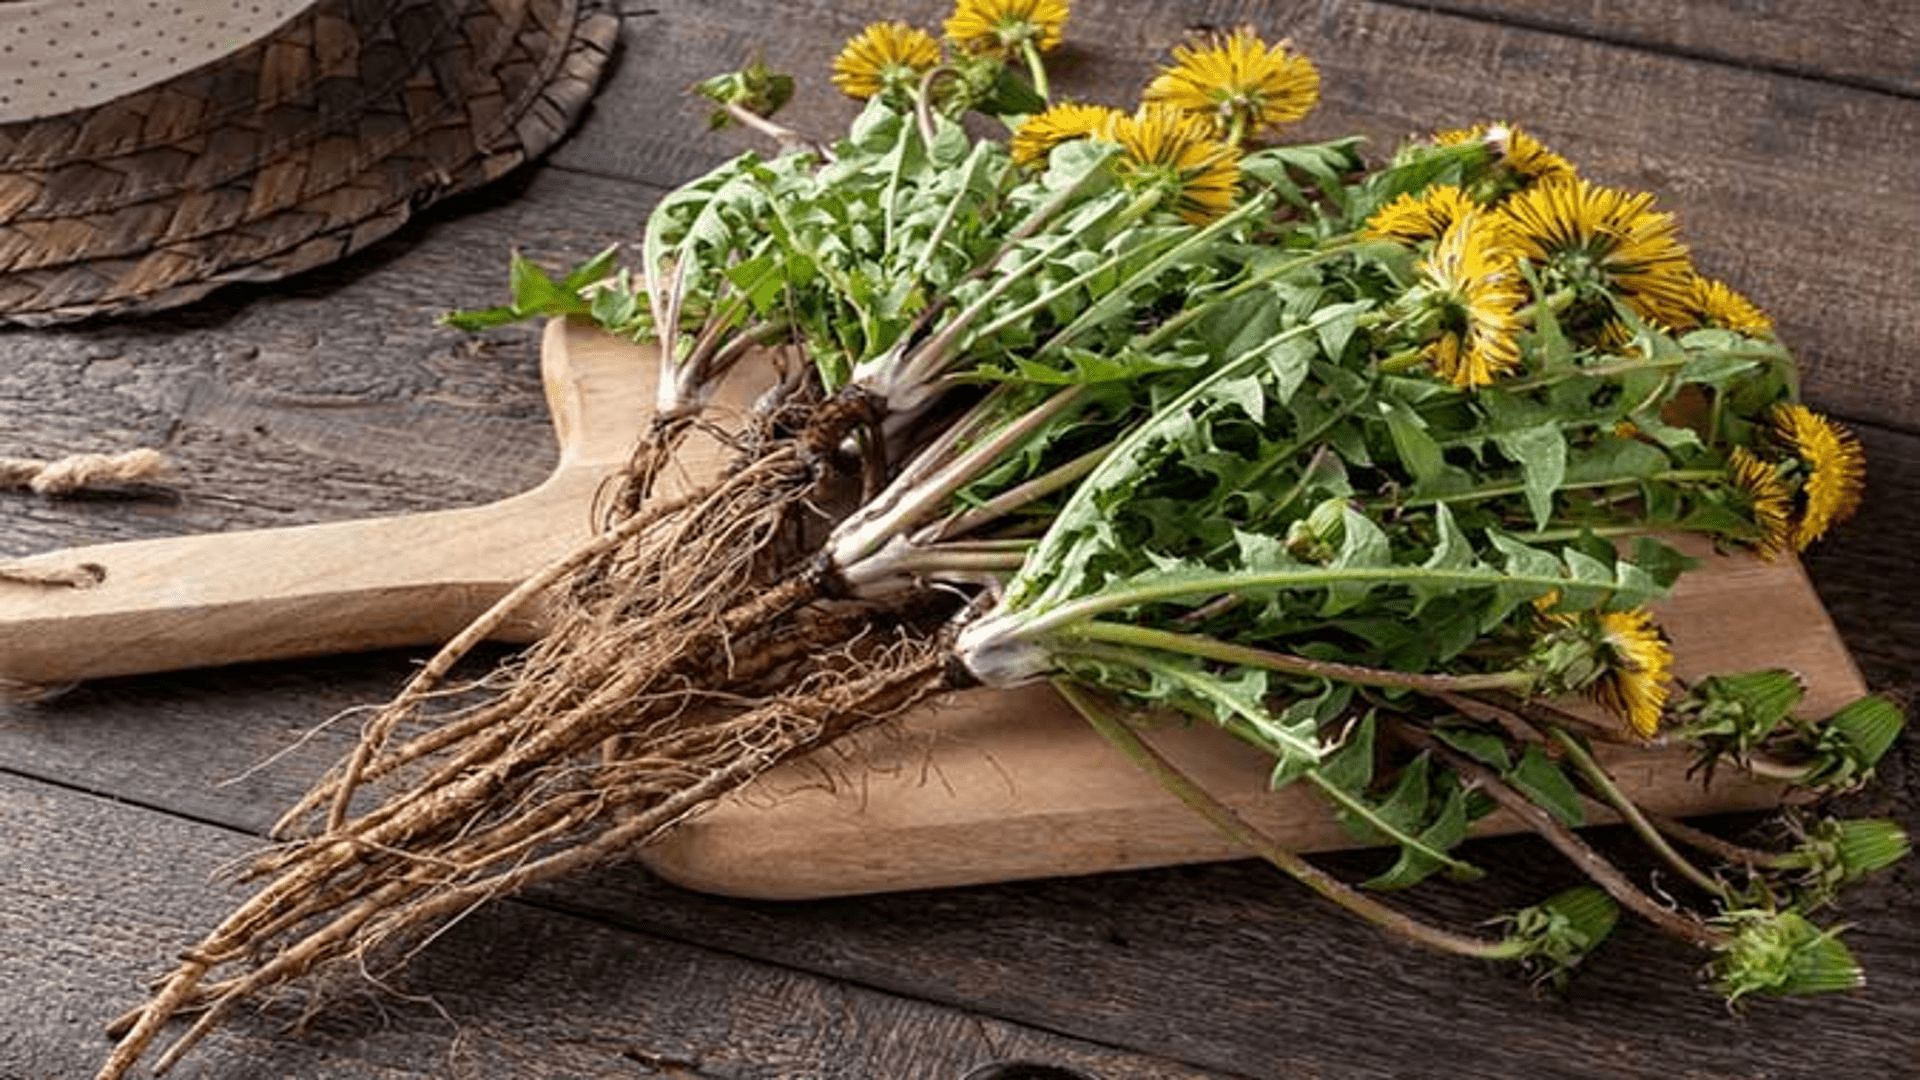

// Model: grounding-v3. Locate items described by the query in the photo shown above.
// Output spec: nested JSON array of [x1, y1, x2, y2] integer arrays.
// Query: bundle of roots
[[101, 390, 961, 1077]]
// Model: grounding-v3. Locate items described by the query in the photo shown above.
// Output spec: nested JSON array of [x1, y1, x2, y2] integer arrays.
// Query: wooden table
[[2, 3, 1915, 1077]]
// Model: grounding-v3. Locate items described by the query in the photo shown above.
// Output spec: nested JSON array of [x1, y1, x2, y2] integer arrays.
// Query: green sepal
[[1712, 910, 1864, 1002], [1501, 886, 1620, 987]]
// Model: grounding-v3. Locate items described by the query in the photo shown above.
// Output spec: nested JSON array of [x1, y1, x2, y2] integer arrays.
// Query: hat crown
[[0, 0, 318, 124]]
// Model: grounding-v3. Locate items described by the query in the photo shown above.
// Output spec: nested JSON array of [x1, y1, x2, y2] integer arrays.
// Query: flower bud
[[1711, 910, 1864, 1002]]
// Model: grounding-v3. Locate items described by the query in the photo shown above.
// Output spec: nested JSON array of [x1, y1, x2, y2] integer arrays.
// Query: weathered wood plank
[[568, 0, 1920, 432], [0, 5, 1913, 1076], [0, 168, 661, 559], [1412, 1, 1920, 97], [0, 771, 1222, 1080]]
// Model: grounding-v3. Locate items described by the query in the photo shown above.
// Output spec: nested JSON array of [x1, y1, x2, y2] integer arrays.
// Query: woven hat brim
[[0, 0, 619, 325]]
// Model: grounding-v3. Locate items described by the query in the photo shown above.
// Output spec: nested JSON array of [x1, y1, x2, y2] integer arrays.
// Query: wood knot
[[0, 560, 106, 588]]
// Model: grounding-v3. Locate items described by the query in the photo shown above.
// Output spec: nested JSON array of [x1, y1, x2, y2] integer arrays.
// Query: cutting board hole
[[963, 1065, 1100, 1080]]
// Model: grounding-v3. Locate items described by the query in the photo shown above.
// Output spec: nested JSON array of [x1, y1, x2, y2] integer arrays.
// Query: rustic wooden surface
[[0, 3, 1914, 1077]]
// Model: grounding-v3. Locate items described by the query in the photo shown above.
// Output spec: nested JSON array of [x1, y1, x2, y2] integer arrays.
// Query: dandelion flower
[[1690, 276, 1774, 338], [1727, 445, 1793, 558], [1772, 404, 1866, 550], [1435, 122, 1575, 182], [1548, 608, 1673, 738], [1496, 177, 1694, 326], [1143, 27, 1320, 140], [945, 0, 1070, 56], [1108, 105, 1242, 224], [1365, 183, 1476, 244], [1011, 102, 1120, 167], [831, 22, 942, 101], [1415, 211, 1526, 388]]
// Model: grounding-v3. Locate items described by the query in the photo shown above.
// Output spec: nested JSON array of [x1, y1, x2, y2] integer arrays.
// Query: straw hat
[[0, 0, 618, 325]]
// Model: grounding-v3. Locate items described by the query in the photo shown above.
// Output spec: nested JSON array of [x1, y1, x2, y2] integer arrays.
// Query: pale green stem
[[831, 385, 1087, 567], [1548, 727, 1731, 898], [1054, 678, 1524, 960], [910, 140, 996, 285], [967, 191, 1181, 344], [1647, 813, 1792, 870], [1037, 192, 1275, 356], [1520, 523, 1645, 543], [895, 188, 1136, 389], [930, 443, 1108, 542], [1137, 238, 1366, 352], [1020, 38, 1050, 101], [1393, 467, 1727, 510], [1017, 562, 1595, 641], [881, 116, 915, 252], [873, 547, 1030, 578], [1064, 621, 1536, 694]]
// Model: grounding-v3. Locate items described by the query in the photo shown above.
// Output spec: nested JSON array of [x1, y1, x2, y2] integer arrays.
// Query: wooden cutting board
[[0, 320, 1867, 899], [587, 328, 1861, 898]]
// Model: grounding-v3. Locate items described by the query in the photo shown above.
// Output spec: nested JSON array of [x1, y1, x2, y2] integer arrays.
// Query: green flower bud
[[1763, 816, 1911, 909], [1677, 668, 1804, 747], [1799, 695, 1905, 792], [1284, 496, 1349, 562], [1502, 886, 1619, 986], [1711, 910, 1863, 1002], [695, 57, 796, 130]]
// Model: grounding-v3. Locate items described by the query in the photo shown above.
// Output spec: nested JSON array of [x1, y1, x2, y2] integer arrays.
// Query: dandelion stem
[[1645, 812, 1792, 870], [1055, 678, 1524, 960], [1404, 723, 1731, 949], [1064, 622, 1536, 694], [1021, 38, 1051, 101], [1547, 726, 1731, 898]]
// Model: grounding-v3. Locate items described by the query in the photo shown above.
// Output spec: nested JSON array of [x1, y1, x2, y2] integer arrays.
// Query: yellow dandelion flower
[[1143, 27, 1320, 140], [1415, 211, 1526, 388], [1727, 445, 1793, 558], [1364, 183, 1476, 244], [1108, 105, 1242, 224], [1772, 404, 1866, 551], [831, 22, 942, 101], [1011, 102, 1120, 167], [945, 0, 1070, 56], [1589, 609, 1673, 738], [1496, 177, 1695, 326], [1689, 276, 1774, 338], [1434, 122, 1575, 182]]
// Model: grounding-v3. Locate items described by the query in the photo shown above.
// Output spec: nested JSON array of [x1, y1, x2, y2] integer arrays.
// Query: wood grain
[[0, 319, 695, 683], [573, 1, 1920, 434], [0, 3, 1914, 1077], [1410, 1, 1920, 96], [0, 770, 1219, 1080]]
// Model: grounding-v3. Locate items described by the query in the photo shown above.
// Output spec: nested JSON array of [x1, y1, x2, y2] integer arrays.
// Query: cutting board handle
[[0, 320, 650, 685]]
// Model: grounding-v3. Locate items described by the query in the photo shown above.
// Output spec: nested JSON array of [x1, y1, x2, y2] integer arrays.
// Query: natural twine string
[[0, 448, 172, 495]]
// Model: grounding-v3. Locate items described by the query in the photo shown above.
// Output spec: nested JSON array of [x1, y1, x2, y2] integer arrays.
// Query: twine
[[0, 449, 172, 495]]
